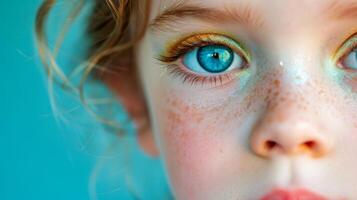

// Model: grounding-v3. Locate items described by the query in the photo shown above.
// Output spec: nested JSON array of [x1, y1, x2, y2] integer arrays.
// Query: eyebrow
[[149, 1, 265, 32]]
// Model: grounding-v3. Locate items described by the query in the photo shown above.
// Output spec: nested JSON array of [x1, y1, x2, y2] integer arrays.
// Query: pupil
[[212, 52, 220, 59]]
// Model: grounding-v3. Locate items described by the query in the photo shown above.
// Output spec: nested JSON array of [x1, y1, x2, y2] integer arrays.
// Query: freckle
[[273, 79, 280, 87], [166, 110, 183, 126], [268, 88, 272, 94]]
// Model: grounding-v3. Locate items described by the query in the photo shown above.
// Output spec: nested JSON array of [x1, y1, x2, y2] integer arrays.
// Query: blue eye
[[197, 45, 233, 73], [182, 44, 245, 74], [341, 48, 357, 70]]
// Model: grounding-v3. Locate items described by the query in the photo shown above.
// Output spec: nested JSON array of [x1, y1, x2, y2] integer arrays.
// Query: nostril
[[265, 140, 277, 150], [304, 140, 316, 149], [251, 126, 332, 158]]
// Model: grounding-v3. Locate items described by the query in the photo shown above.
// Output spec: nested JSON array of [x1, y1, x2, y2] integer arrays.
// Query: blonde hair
[[35, 0, 151, 130], [34, 1, 162, 198]]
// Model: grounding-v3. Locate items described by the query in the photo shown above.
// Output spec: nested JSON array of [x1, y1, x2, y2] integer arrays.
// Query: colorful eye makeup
[[156, 33, 251, 87], [156, 30, 357, 88], [335, 32, 357, 70]]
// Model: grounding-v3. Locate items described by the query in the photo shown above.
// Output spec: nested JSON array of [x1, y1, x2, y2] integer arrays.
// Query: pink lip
[[260, 188, 328, 200]]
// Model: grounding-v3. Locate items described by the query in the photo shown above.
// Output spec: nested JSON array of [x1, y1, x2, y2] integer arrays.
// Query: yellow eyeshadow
[[163, 32, 251, 62], [333, 30, 357, 62]]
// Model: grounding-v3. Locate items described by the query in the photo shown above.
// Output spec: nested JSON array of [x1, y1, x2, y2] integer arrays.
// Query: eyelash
[[155, 34, 249, 87], [336, 34, 357, 70], [163, 63, 235, 87]]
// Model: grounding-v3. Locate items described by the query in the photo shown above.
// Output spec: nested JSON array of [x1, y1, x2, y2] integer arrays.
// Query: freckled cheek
[[340, 75, 357, 129], [155, 98, 236, 195]]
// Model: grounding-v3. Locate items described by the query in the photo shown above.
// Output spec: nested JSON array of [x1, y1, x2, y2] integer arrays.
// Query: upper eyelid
[[333, 32, 357, 61], [161, 32, 252, 62]]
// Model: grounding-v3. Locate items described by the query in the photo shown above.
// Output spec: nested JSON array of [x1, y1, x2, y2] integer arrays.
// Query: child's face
[[134, 0, 357, 199]]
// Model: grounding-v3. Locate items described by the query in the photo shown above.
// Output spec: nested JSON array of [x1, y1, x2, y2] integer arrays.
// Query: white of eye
[[342, 49, 357, 70]]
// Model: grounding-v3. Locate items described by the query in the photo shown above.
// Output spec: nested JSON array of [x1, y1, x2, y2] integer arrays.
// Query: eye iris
[[197, 45, 234, 73]]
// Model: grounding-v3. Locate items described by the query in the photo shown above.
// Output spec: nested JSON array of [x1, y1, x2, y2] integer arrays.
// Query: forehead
[[147, 0, 357, 44], [150, 0, 357, 23]]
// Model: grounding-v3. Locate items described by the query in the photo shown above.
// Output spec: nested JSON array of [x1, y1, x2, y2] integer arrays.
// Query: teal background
[[0, 1, 171, 199]]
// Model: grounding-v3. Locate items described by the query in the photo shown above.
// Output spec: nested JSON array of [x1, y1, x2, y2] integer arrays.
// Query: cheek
[[154, 87, 247, 197], [342, 74, 357, 128], [344, 73, 357, 93]]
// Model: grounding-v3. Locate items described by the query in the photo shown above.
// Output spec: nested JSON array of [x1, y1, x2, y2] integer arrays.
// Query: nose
[[250, 113, 333, 159]]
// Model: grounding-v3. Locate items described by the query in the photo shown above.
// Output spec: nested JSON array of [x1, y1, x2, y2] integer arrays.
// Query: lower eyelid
[[166, 60, 244, 88]]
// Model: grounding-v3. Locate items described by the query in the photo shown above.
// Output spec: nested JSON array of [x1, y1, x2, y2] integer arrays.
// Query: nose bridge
[[263, 38, 323, 114], [263, 69, 311, 118], [276, 40, 317, 87], [249, 69, 333, 159]]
